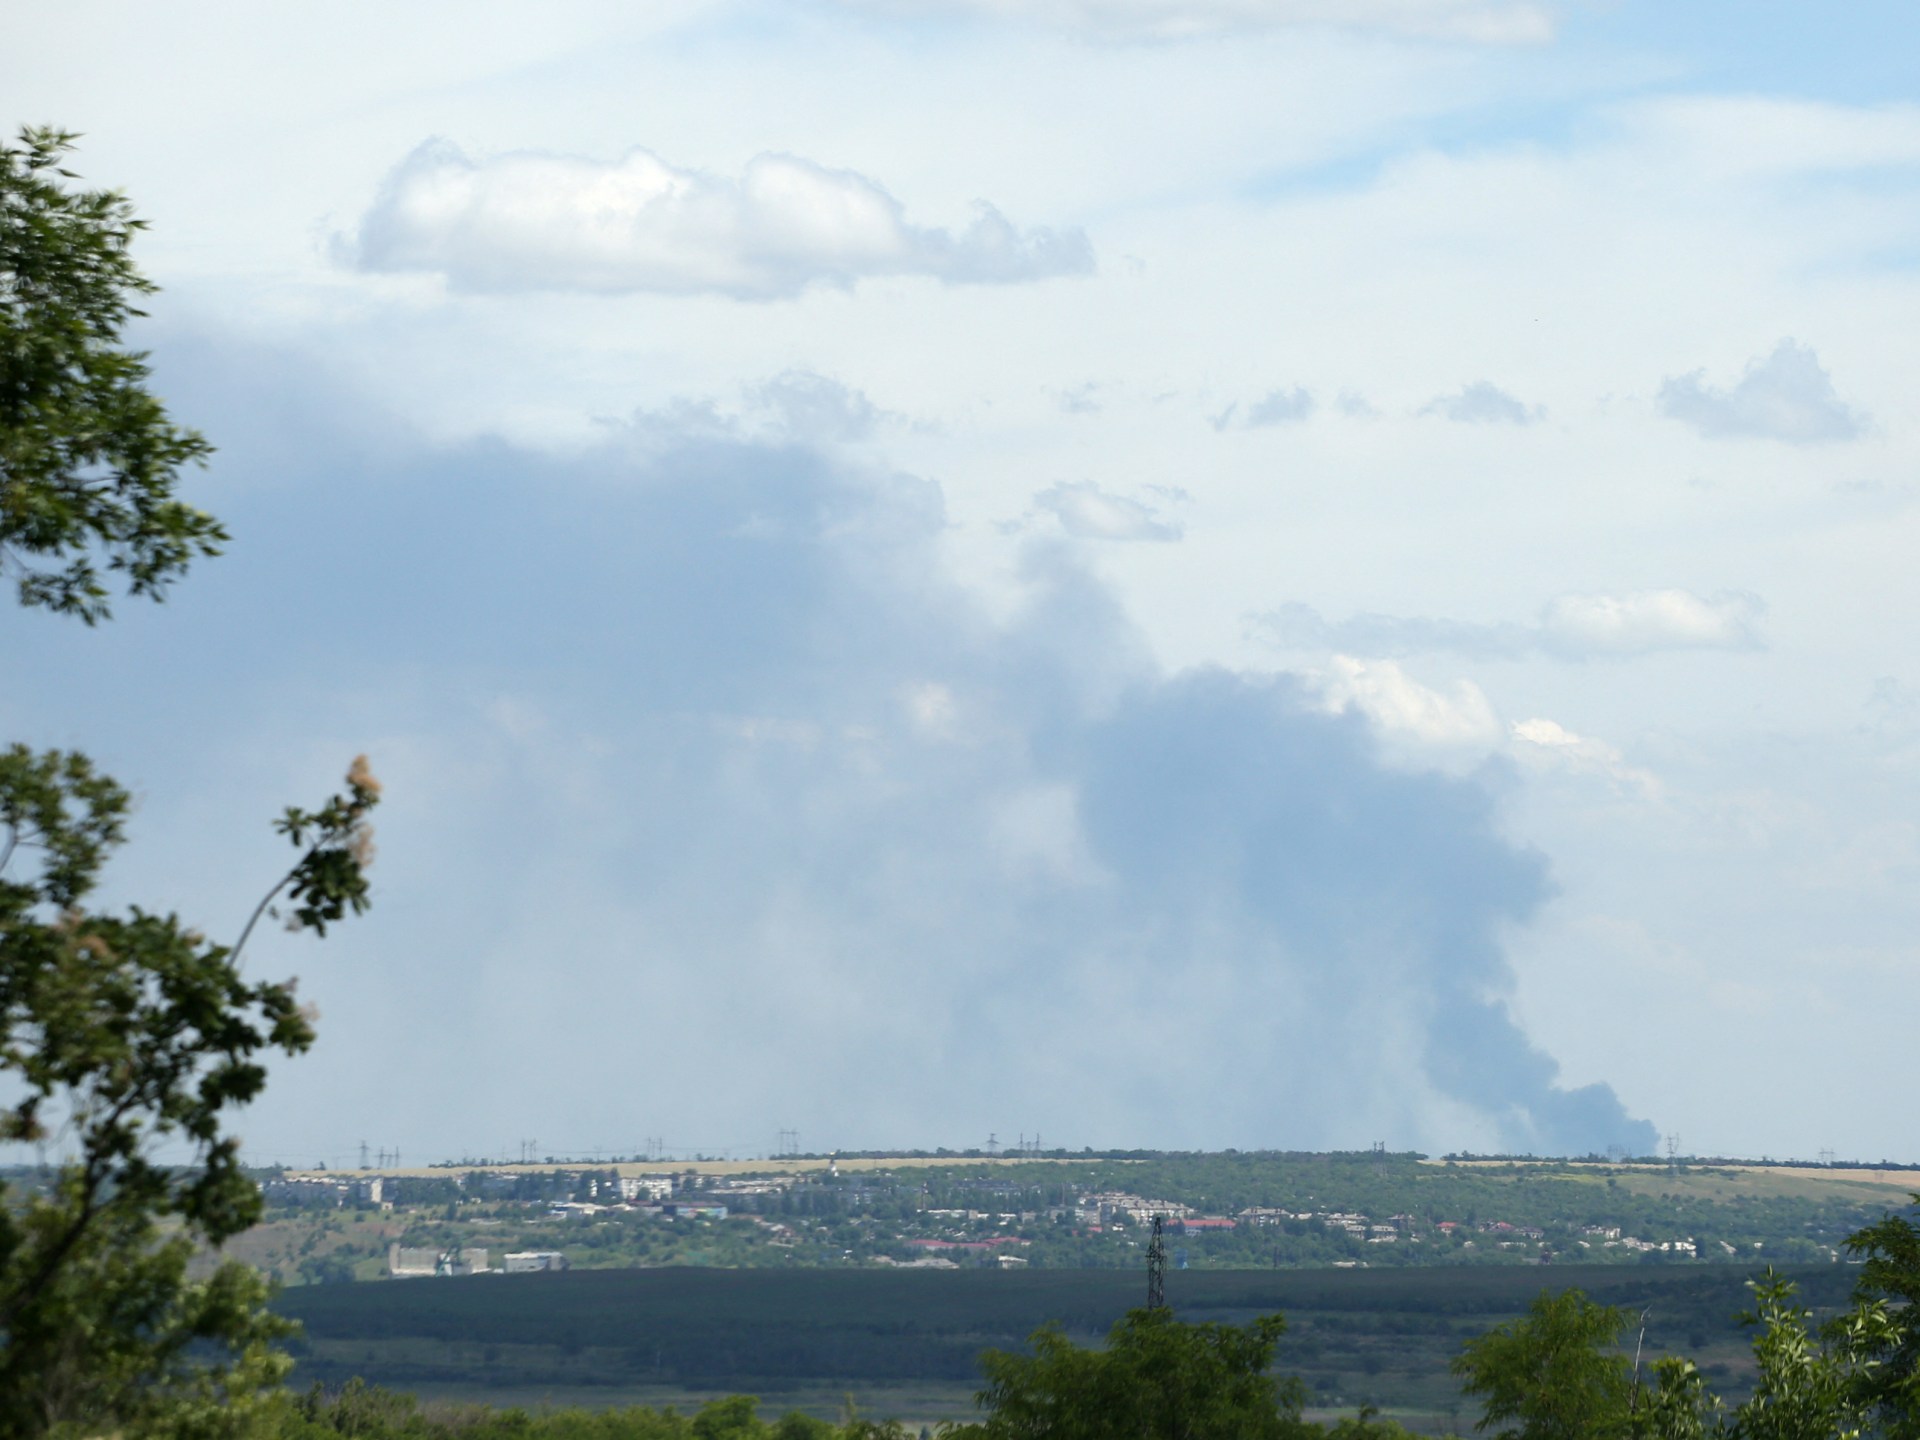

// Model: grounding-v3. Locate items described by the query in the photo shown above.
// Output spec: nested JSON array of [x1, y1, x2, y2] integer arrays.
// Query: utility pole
[[1147, 1214, 1168, 1311]]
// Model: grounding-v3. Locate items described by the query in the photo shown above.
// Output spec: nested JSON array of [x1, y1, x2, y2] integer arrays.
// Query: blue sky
[[6, 0, 1919, 1164]]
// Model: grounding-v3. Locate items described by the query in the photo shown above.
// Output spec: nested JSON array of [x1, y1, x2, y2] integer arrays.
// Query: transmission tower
[[359, 1140, 370, 1170], [1146, 1215, 1168, 1310], [777, 1128, 799, 1158], [1146, 1214, 1168, 1311]]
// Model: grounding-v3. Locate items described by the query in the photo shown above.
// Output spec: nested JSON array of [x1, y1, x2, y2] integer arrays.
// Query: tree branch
[[227, 869, 294, 974]]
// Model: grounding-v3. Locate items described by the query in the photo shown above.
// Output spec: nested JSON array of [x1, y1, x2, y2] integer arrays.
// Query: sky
[[5, 0, 1919, 1167]]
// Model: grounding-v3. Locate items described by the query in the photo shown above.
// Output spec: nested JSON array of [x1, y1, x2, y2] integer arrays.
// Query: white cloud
[[1659, 339, 1867, 444], [1538, 590, 1764, 658], [1422, 380, 1543, 425], [1026, 481, 1184, 541], [832, 0, 1554, 42], [343, 140, 1093, 300], [1316, 655, 1503, 750], [1510, 717, 1659, 797], [1254, 589, 1765, 661]]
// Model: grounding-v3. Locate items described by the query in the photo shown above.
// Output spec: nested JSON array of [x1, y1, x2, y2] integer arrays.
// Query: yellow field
[[1418, 1156, 1920, 1200]]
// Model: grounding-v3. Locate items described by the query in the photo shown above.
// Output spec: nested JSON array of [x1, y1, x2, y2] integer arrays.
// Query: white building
[[503, 1250, 570, 1273]]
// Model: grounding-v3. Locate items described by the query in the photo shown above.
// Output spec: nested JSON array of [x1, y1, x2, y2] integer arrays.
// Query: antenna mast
[[1147, 1213, 1168, 1311]]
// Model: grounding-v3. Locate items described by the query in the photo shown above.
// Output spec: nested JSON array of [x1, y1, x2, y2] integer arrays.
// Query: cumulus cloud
[[1314, 655, 1503, 751], [1255, 589, 1765, 661], [832, 0, 1554, 43], [53, 344, 1653, 1159], [1659, 339, 1867, 444], [342, 139, 1093, 299], [1024, 480, 1184, 541], [1537, 590, 1764, 658], [1422, 380, 1544, 425]]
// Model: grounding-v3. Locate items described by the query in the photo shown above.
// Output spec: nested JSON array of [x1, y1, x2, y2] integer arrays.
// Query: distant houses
[[262, 1176, 385, 1209]]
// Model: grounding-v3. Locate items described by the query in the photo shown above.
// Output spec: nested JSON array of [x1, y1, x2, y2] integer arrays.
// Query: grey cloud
[[1247, 388, 1315, 425], [1214, 386, 1316, 431], [26, 338, 1654, 1159], [1257, 589, 1766, 661], [1056, 383, 1104, 415], [749, 371, 886, 444], [1659, 339, 1867, 444], [343, 140, 1093, 300], [612, 371, 888, 448], [1422, 380, 1544, 425]]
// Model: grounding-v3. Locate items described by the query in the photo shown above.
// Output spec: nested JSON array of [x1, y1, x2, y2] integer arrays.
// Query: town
[[236, 1150, 1891, 1287]]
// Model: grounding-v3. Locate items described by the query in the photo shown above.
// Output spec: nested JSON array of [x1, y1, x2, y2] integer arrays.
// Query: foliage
[[0, 749, 379, 1437], [1847, 1202, 1920, 1437], [1623, 1357, 1717, 1440], [947, 1306, 1315, 1440], [1717, 1269, 1889, 1440], [1, 126, 224, 622], [1448, 1228, 1920, 1440], [1, 128, 381, 1437], [1450, 1288, 1633, 1438]]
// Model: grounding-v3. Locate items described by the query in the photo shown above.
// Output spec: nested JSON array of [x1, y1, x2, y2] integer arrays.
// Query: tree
[[1450, 1288, 1634, 1439], [1448, 1227, 1920, 1440], [1, 127, 226, 624], [948, 1307, 1316, 1440], [1719, 1269, 1890, 1440], [1846, 1199, 1920, 1437], [1, 127, 379, 1438]]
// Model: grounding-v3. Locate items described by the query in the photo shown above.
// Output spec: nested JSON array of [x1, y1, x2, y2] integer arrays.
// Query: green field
[[276, 1262, 1857, 1432]]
